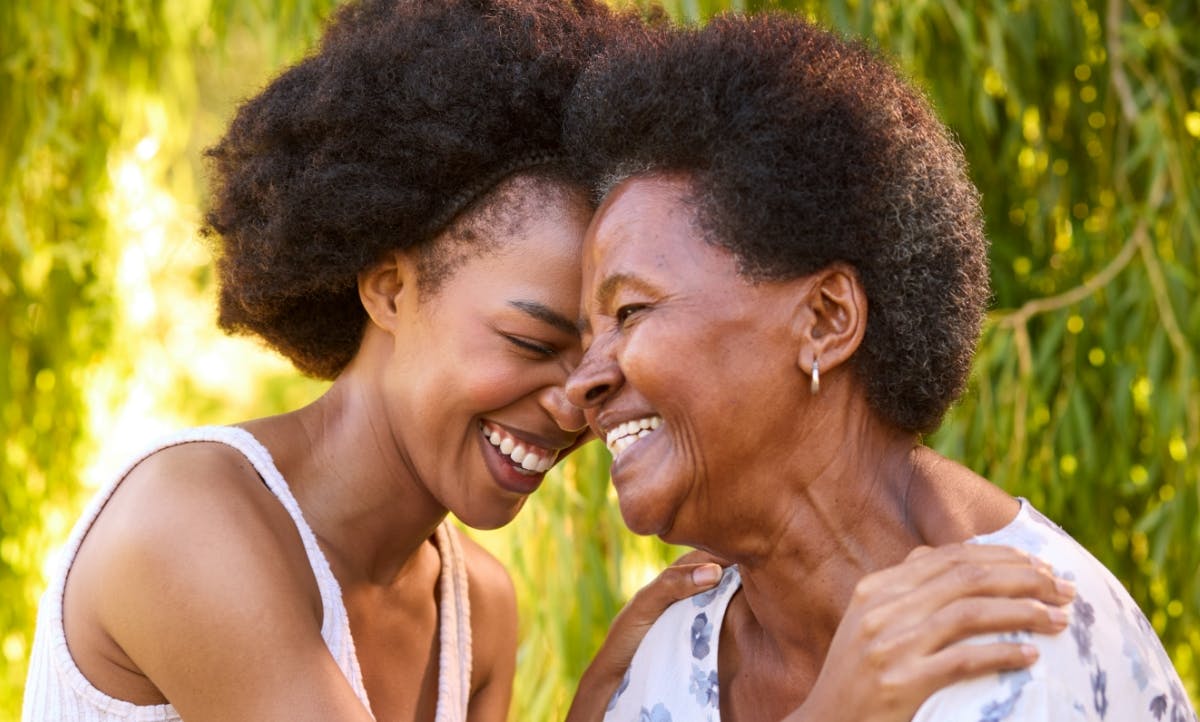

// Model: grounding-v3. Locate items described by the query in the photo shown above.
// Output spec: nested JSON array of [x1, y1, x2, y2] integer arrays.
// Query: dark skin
[[61, 176, 592, 722], [60, 174, 1069, 722], [567, 174, 1073, 722]]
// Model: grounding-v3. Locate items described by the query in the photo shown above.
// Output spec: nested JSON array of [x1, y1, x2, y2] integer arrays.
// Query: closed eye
[[503, 334, 556, 357]]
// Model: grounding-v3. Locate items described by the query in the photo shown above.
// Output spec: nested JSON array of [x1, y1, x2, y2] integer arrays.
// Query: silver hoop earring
[[811, 358, 820, 395]]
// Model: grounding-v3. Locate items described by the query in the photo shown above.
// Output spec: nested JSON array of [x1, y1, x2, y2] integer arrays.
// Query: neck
[[706, 388, 927, 668], [245, 370, 448, 587]]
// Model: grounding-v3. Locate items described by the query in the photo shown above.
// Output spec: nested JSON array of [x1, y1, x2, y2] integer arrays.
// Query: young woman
[[23, 2, 1073, 721]]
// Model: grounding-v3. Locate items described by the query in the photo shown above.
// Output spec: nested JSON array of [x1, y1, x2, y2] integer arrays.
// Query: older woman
[[564, 13, 1195, 722]]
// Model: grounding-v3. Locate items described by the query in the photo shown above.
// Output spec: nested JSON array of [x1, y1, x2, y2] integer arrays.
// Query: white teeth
[[605, 415, 663, 458], [481, 422, 554, 475]]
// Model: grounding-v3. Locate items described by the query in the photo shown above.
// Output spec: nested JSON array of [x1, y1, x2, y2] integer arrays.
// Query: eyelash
[[504, 335, 556, 357], [615, 304, 647, 327]]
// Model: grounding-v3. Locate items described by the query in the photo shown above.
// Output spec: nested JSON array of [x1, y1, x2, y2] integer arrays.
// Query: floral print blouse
[[603, 500, 1197, 722]]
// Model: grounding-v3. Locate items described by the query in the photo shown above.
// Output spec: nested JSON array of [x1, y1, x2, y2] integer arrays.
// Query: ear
[[358, 249, 420, 333], [792, 263, 868, 377]]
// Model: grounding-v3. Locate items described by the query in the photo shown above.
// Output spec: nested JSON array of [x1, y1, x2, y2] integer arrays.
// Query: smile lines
[[605, 416, 662, 457], [481, 422, 556, 474]]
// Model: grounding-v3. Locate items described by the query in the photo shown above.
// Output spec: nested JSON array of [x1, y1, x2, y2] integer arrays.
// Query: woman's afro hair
[[564, 13, 990, 434], [204, 0, 621, 379]]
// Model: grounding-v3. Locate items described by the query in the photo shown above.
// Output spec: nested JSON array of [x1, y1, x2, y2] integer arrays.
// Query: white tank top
[[22, 426, 472, 722]]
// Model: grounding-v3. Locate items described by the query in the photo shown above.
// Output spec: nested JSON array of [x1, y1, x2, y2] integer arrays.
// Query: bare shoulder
[[91, 440, 314, 571], [912, 446, 1020, 543], [84, 439, 323, 619], [64, 440, 326, 709]]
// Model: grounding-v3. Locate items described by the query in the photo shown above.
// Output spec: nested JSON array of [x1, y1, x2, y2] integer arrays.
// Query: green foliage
[[0, 1, 334, 719], [2, 0, 1196, 719]]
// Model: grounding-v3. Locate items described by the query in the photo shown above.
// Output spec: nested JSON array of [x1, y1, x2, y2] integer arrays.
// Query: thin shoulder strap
[[186, 427, 372, 711], [133, 428, 370, 709], [434, 520, 473, 722]]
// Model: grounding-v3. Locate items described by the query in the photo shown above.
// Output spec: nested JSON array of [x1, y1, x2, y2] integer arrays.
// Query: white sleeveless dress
[[22, 426, 472, 722]]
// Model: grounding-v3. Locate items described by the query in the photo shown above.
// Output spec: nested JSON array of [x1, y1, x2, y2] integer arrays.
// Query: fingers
[[872, 596, 1069, 661], [853, 543, 1071, 613], [896, 558, 1073, 619], [627, 562, 723, 618], [588, 560, 724, 681], [857, 543, 1033, 603], [898, 640, 1040, 698], [926, 596, 1070, 642]]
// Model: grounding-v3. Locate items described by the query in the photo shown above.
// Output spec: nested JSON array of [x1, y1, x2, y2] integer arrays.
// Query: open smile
[[480, 421, 557, 474], [605, 415, 662, 459]]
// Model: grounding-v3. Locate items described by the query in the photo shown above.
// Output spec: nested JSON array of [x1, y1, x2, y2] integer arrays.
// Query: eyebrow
[[509, 300, 580, 338], [576, 272, 658, 335]]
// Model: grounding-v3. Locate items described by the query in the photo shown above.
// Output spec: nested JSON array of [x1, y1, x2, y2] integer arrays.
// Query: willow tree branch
[[1106, 0, 1139, 122]]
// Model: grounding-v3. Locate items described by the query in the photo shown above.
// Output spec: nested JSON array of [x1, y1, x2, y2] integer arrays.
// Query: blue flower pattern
[[691, 613, 713, 660], [690, 664, 720, 708], [912, 502, 1197, 722], [608, 667, 631, 712], [604, 567, 741, 722], [639, 703, 672, 722], [605, 503, 1197, 722]]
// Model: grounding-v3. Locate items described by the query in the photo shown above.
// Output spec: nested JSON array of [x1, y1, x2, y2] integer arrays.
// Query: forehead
[[585, 175, 702, 272], [429, 181, 590, 310]]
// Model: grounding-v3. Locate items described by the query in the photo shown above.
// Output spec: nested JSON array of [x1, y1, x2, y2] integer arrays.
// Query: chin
[[454, 499, 527, 531], [617, 495, 676, 538]]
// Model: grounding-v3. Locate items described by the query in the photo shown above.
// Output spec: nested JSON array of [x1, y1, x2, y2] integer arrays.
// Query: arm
[[781, 543, 1075, 722], [566, 551, 724, 722], [78, 445, 375, 722]]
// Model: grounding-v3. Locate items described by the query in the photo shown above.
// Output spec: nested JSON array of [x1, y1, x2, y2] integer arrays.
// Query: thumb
[[625, 563, 723, 621]]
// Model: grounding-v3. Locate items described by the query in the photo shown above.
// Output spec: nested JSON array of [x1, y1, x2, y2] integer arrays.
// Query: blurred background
[[1, 0, 1197, 718]]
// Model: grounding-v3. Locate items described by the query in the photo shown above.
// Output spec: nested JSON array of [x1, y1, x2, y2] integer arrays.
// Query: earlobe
[[793, 264, 868, 379], [358, 249, 418, 332]]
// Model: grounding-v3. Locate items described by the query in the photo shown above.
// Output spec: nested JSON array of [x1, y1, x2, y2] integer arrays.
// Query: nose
[[565, 340, 623, 409], [540, 384, 587, 434]]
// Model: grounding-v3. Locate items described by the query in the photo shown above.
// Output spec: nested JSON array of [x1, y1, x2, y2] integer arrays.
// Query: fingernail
[[1047, 607, 1069, 626], [1021, 644, 1039, 663], [692, 564, 722, 586], [1055, 578, 1077, 597]]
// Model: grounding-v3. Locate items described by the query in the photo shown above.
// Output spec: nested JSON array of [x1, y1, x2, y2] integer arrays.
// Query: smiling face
[[366, 174, 592, 529], [566, 174, 810, 544]]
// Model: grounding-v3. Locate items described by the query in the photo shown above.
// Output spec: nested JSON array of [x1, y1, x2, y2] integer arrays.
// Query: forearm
[[564, 652, 625, 722]]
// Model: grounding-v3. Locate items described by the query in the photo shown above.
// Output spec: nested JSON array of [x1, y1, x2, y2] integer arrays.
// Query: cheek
[[455, 356, 536, 412]]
